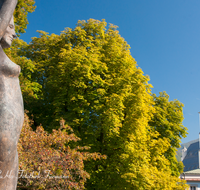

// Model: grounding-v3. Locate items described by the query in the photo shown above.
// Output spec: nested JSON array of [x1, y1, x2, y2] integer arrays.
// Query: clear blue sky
[[20, 0, 200, 144]]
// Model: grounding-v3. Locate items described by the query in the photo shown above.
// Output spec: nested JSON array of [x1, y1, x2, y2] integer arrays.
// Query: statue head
[[0, 16, 17, 49]]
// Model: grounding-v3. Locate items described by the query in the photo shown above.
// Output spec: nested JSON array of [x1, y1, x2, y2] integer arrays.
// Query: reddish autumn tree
[[17, 112, 105, 190]]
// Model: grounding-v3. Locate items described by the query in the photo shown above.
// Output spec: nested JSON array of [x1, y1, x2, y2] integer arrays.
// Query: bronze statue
[[0, 0, 24, 189]]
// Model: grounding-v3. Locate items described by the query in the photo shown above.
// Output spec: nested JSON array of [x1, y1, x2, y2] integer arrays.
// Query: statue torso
[[0, 48, 24, 141]]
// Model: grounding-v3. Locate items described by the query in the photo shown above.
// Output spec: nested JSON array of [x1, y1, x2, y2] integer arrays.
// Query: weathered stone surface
[[0, 49, 24, 189], [0, 0, 24, 189]]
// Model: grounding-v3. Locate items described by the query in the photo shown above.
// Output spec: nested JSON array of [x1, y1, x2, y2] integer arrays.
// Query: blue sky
[[21, 0, 200, 143]]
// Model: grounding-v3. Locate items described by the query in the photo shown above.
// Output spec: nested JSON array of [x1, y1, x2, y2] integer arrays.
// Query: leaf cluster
[[14, 0, 36, 35]]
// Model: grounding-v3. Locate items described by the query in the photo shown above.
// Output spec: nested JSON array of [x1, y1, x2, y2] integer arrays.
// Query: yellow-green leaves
[[149, 91, 188, 177], [14, 19, 188, 189], [14, 0, 36, 35]]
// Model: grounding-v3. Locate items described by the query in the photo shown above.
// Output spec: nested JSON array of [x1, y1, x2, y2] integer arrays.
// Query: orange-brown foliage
[[17, 112, 105, 189]]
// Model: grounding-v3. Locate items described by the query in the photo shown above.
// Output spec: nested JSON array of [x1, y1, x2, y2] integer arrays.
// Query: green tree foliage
[[18, 112, 105, 189], [15, 19, 188, 189], [14, 0, 36, 35], [149, 92, 188, 177]]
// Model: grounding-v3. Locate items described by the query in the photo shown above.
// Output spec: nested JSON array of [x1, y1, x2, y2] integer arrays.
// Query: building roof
[[181, 169, 200, 181], [184, 168, 200, 174], [182, 141, 199, 172]]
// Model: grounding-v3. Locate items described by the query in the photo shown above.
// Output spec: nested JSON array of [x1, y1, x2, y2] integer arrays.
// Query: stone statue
[[0, 0, 24, 189]]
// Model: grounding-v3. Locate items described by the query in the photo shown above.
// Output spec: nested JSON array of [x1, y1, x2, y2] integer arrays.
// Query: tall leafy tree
[[16, 19, 188, 189], [149, 92, 188, 177]]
